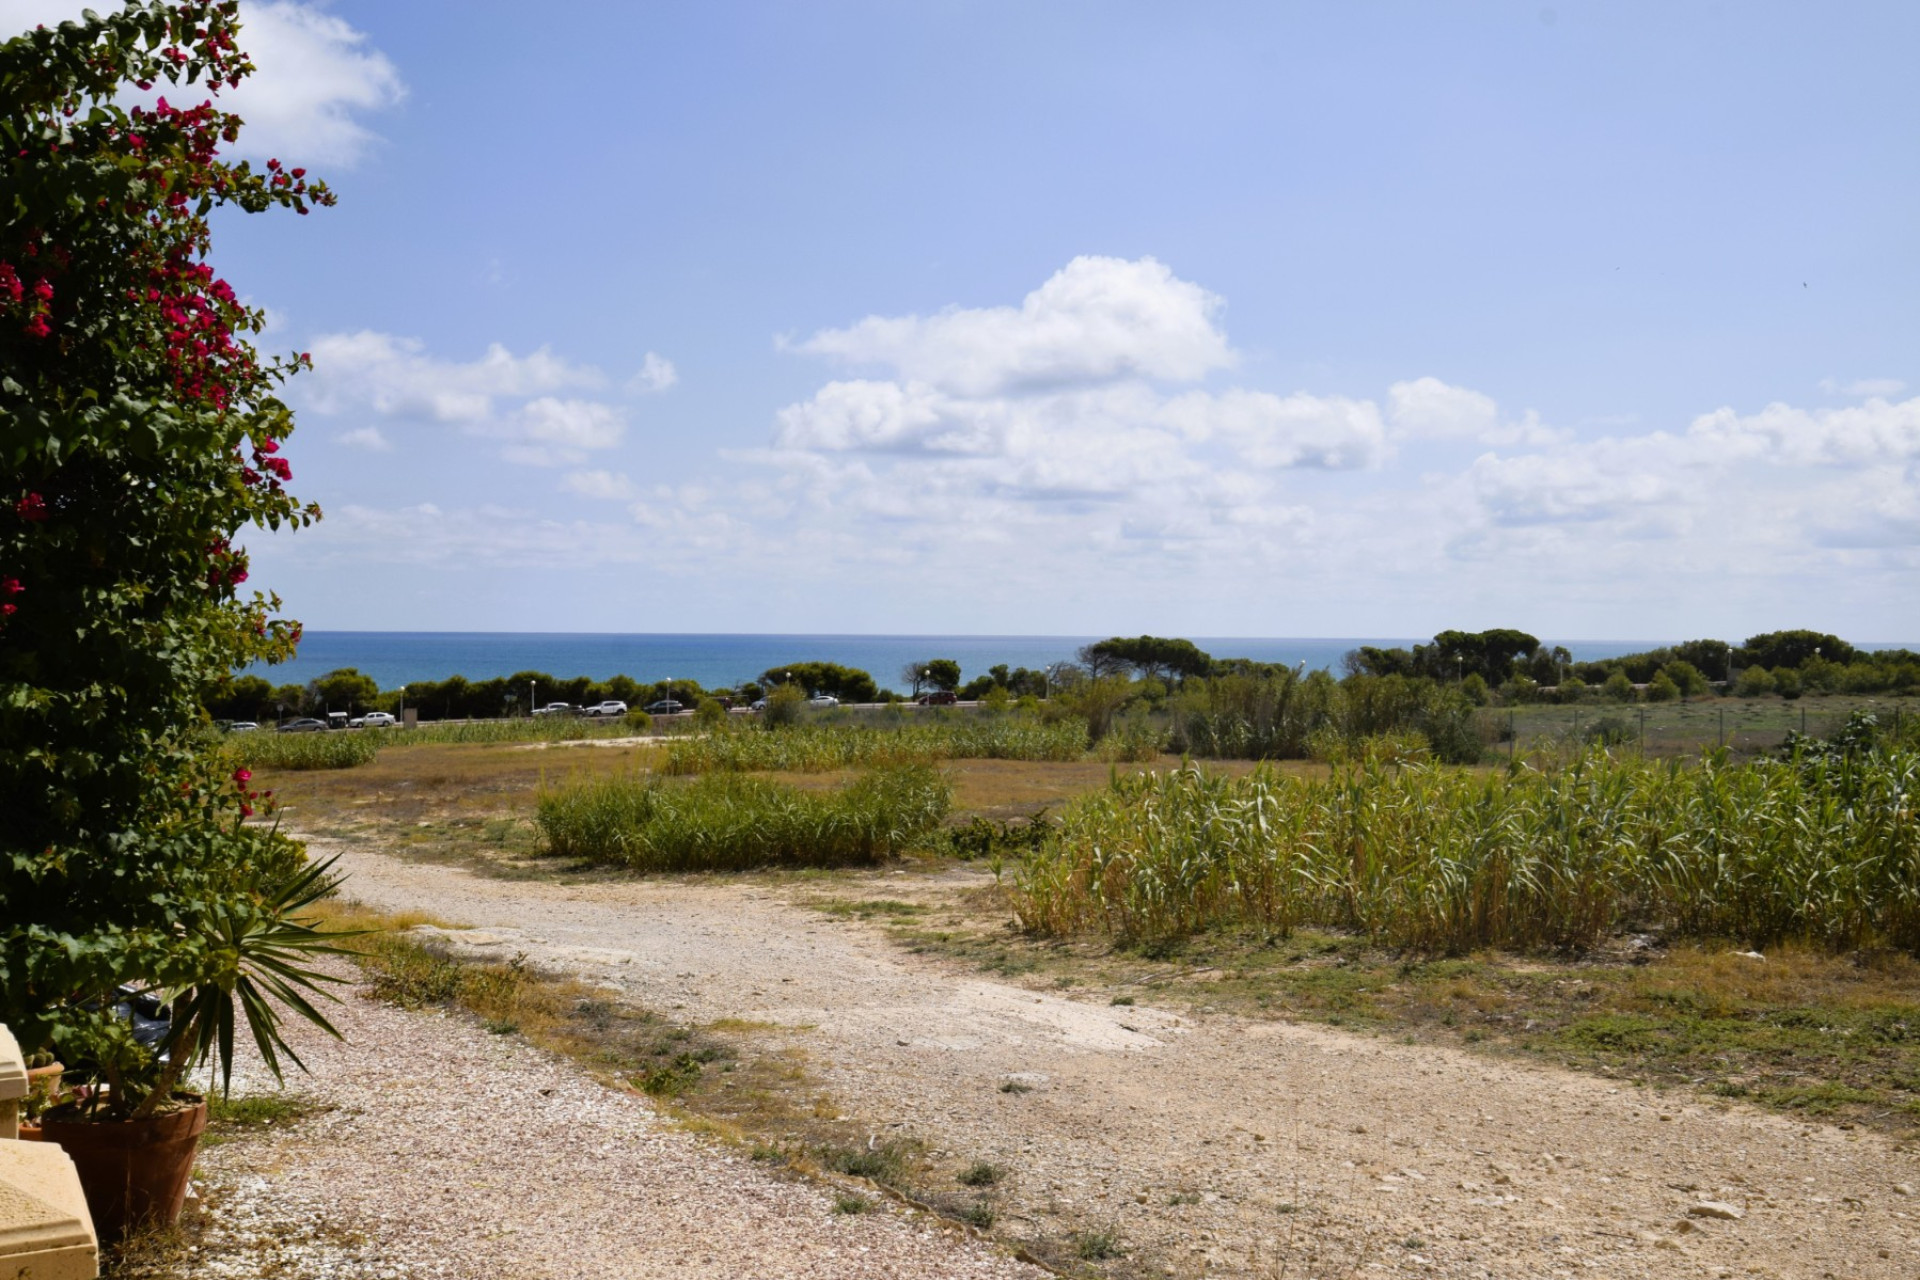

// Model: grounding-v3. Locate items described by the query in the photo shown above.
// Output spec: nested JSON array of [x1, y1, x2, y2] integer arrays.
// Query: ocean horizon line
[[234, 629, 1903, 693]]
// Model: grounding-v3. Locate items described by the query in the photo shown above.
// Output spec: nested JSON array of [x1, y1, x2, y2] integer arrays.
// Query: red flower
[[1, 579, 19, 595], [0, 603, 14, 618], [232, 767, 252, 784], [15, 494, 47, 521]]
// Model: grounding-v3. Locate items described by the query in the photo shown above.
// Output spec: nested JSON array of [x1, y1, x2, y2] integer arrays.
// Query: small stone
[[1688, 1201, 1745, 1221], [1894, 1183, 1915, 1196]]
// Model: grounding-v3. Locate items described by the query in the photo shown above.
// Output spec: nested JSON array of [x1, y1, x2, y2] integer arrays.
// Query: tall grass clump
[[658, 717, 1086, 775], [536, 764, 952, 871], [394, 718, 635, 746], [223, 731, 380, 771], [1012, 747, 1920, 954]]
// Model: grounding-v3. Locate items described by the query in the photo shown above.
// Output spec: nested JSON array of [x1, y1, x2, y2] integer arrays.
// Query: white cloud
[[629, 351, 678, 393], [0, 2, 404, 166], [335, 425, 391, 451], [1819, 376, 1907, 398], [303, 332, 604, 423], [1468, 450, 1678, 525], [222, 2, 404, 166], [1688, 395, 1920, 466], [297, 332, 626, 466], [1389, 377, 1569, 446], [1164, 390, 1389, 469], [791, 256, 1234, 396], [495, 398, 626, 466], [562, 470, 637, 501], [1389, 376, 1498, 438]]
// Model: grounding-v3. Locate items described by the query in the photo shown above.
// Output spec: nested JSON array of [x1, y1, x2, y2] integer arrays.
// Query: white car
[[532, 702, 574, 718], [362, 711, 398, 728], [582, 701, 628, 718], [226, 721, 258, 733], [806, 694, 839, 708]]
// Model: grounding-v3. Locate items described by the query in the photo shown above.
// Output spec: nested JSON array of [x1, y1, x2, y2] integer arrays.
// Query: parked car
[[644, 699, 684, 715], [748, 698, 769, 712], [806, 693, 839, 708], [916, 690, 958, 706], [226, 721, 259, 733], [278, 717, 326, 733], [532, 702, 574, 718], [581, 700, 628, 718], [362, 711, 398, 728]]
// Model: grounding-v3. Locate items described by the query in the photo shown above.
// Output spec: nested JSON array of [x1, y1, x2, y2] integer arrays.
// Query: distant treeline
[[207, 627, 1917, 726]]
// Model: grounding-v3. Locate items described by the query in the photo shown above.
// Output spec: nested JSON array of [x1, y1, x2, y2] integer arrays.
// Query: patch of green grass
[[957, 1160, 1002, 1187], [833, 1192, 871, 1214], [1074, 1227, 1121, 1260], [820, 1139, 918, 1190], [959, 1201, 997, 1229], [1167, 1191, 1201, 1206], [200, 1091, 321, 1147], [811, 897, 926, 919]]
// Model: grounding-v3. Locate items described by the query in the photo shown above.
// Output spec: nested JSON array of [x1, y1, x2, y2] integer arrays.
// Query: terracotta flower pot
[[41, 1094, 208, 1243]]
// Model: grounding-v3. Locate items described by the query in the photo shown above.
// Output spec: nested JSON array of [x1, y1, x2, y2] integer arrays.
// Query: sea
[[247, 633, 1675, 693]]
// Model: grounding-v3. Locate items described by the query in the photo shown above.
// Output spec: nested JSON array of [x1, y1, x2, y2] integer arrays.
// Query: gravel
[[317, 839, 1920, 1279], [188, 968, 1043, 1279]]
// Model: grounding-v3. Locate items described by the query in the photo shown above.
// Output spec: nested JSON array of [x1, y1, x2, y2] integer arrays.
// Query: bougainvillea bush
[[1, 1, 347, 1113]]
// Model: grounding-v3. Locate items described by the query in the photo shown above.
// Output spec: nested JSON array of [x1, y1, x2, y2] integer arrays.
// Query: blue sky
[[12, 1, 1919, 640]]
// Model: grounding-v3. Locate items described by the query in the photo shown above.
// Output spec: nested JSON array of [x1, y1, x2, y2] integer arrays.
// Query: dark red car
[[917, 690, 958, 705]]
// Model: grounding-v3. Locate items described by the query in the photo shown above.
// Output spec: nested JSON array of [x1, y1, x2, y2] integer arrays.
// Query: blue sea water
[[248, 632, 1673, 694]]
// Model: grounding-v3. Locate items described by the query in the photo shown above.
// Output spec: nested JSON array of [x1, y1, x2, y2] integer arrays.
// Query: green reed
[[1012, 748, 1920, 954], [222, 730, 381, 771], [535, 763, 952, 871], [658, 716, 1086, 775]]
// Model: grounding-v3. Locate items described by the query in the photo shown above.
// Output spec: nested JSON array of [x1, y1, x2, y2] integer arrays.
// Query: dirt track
[[322, 839, 1920, 1279]]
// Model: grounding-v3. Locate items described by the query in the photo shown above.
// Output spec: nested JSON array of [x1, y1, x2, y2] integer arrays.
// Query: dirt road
[[323, 839, 1920, 1279]]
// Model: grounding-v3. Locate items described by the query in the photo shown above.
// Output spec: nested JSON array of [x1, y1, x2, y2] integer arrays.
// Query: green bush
[[536, 764, 951, 871], [1, 6, 350, 1114]]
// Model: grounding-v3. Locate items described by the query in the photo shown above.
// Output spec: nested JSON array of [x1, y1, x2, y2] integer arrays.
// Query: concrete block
[[0, 1025, 25, 1141], [0, 1140, 99, 1280]]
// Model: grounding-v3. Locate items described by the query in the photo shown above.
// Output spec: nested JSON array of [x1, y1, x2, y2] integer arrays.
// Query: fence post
[[1801, 705, 1807, 736], [1509, 708, 1516, 760], [1638, 705, 1646, 747], [1718, 705, 1724, 749]]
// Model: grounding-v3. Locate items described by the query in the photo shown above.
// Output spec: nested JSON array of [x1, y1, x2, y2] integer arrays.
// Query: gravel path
[[317, 838, 1920, 1280], [188, 962, 1044, 1279]]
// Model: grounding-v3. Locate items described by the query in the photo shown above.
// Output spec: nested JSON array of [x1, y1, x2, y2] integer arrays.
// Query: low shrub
[[536, 764, 952, 871]]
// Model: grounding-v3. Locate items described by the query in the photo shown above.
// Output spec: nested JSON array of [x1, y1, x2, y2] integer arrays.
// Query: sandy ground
[[316, 839, 1920, 1280]]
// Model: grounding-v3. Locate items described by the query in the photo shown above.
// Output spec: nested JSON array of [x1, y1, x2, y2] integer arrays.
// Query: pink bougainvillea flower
[[15, 494, 48, 521], [232, 767, 252, 784]]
